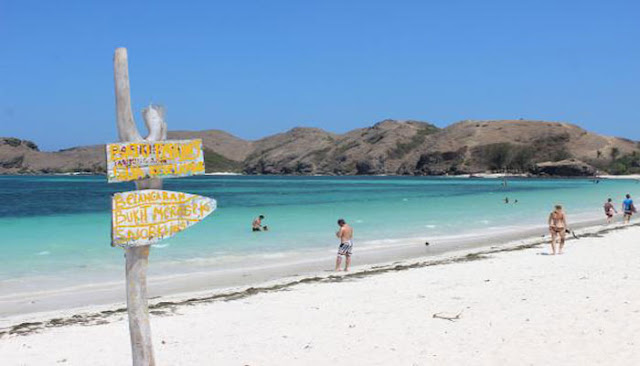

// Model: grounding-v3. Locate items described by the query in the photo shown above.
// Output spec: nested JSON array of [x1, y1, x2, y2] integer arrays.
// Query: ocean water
[[1, 175, 639, 298]]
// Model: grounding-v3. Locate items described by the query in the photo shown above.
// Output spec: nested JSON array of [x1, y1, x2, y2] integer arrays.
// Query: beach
[[3, 175, 640, 318], [3, 0, 639, 364], [2, 222, 639, 365]]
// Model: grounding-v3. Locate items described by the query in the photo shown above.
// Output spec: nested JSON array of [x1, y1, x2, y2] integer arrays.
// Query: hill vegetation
[[1, 120, 638, 176]]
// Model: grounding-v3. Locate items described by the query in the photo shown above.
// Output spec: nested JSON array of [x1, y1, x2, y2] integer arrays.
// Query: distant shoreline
[[2, 172, 640, 179]]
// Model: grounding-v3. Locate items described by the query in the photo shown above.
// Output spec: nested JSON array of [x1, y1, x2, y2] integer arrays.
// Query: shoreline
[[5, 174, 638, 320], [0, 212, 609, 319], [2, 219, 636, 339]]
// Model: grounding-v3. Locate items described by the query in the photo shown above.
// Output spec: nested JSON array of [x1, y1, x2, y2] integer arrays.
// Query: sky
[[0, 0, 638, 151]]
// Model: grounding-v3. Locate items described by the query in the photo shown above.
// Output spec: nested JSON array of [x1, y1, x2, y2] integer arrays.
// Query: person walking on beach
[[604, 198, 617, 224], [548, 205, 567, 255], [252, 215, 267, 231], [622, 194, 635, 223], [335, 219, 354, 272]]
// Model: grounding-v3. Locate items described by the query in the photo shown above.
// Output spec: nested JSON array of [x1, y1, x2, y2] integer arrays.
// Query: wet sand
[[0, 215, 608, 317]]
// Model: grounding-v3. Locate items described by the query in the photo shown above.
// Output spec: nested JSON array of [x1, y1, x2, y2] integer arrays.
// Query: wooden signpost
[[109, 47, 215, 366]]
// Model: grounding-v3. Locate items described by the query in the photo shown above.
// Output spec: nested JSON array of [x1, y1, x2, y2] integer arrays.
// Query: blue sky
[[1, 0, 638, 151]]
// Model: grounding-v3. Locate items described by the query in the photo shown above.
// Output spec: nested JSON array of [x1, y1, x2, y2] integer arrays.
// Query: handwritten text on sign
[[111, 189, 216, 247], [106, 139, 205, 183]]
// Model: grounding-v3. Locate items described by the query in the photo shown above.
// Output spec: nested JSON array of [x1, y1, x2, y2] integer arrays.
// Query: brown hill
[[1, 120, 639, 176], [244, 120, 438, 175], [396, 120, 639, 175], [0, 138, 104, 174], [0, 129, 253, 174], [167, 129, 253, 162]]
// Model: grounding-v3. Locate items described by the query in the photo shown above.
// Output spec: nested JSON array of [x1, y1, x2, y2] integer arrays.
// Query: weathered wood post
[[114, 47, 164, 366], [110, 48, 213, 366]]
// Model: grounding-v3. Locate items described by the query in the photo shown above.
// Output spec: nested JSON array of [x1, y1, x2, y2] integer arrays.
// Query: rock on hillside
[[534, 159, 598, 177]]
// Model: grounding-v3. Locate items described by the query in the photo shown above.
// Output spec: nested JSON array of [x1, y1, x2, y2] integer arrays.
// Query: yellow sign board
[[106, 139, 205, 183], [111, 189, 216, 247]]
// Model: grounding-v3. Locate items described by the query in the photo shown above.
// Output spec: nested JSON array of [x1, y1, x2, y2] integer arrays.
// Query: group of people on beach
[[336, 192, 637, 265], [548, 193, 636, 255], [251, 192, 636, 270], [604, 194, 636, 224]]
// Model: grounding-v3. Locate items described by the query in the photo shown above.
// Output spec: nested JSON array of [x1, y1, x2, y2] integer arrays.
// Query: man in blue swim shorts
[[622, 194, 635, 224]]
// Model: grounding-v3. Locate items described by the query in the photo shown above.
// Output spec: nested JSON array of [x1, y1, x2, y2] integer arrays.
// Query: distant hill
[[2, 120, 639, 176]]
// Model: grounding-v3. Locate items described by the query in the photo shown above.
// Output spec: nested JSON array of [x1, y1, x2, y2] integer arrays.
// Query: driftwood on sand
[[432, 311, 463, 322]]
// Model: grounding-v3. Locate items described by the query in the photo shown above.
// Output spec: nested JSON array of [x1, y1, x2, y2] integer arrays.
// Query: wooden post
[[114, 47, 166, 366], [124, 246, 154, 366]]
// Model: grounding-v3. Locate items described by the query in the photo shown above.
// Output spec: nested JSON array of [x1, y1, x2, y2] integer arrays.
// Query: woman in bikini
[[548, 204, 567, 255], [604, 198, 617, 224]]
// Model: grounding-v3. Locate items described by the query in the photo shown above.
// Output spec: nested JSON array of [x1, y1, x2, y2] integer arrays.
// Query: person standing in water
[[548, 205, 567, 255], [622, 194, 635, 224], [603, 198, 617, 224], [335, 219, 354, 272]]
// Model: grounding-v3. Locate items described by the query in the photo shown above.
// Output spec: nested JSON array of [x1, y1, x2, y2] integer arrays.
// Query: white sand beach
[[598, 174, 640, 180], [2, 224, 640, 365]]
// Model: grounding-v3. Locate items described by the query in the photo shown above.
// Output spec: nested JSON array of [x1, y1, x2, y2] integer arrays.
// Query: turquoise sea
[[1, 175, 639, 310]]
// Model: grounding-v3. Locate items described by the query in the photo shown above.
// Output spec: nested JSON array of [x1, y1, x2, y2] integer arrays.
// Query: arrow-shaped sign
[[111, 189, 216, 247]]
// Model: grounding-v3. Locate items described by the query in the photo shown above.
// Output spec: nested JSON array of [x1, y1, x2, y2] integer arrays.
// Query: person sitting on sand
[[548, 205, 567, 255], [252, 215, 266, 232], [622, 194, 635, 224], [335, 219, 354, 272], [604, 198, 617, 224]]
